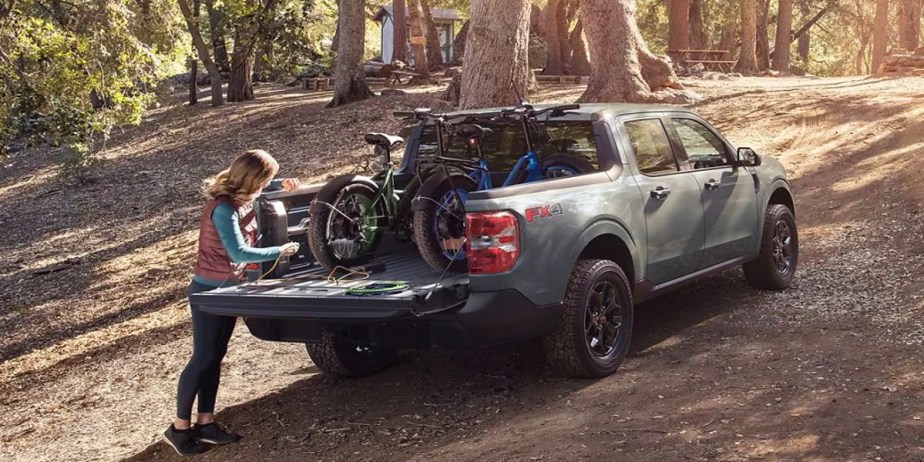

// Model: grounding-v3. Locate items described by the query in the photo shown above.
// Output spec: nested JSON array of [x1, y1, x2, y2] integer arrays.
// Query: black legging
[[176, 281, 237, 420]]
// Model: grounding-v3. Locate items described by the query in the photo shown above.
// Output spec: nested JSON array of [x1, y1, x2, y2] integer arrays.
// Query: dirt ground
[[1, 76, 923, 462]]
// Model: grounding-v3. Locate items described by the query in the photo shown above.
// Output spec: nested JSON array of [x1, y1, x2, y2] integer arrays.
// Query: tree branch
[[791, 1, 837, 43]]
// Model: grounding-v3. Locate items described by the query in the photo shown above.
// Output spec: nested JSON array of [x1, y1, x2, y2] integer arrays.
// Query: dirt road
[[2, 77, 923, 462]]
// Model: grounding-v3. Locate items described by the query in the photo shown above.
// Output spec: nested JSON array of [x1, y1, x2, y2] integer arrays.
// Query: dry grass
[[1, 76, 923, 462]]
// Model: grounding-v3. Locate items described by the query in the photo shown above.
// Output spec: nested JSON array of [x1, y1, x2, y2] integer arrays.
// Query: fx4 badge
[[525, 203, 564, 223]]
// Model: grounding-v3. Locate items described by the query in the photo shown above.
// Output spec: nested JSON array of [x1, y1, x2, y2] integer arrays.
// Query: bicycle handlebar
[[499, 103, 581, 119]]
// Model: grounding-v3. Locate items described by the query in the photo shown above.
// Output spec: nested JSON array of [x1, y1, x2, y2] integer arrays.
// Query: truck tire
[[541, 154, 595, 179], [542, 259, 634, 378], [307, 182, 384, 270], [412, 175, 479, 273], [743, 204, 798, 290], [305, 337, 398, 378]]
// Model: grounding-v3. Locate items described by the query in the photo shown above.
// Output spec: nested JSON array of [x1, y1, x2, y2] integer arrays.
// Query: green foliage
[[0, 0, 184, 179]]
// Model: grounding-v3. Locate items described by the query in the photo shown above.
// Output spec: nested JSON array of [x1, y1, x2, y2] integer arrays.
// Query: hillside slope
[[1, 77, 922, 462]]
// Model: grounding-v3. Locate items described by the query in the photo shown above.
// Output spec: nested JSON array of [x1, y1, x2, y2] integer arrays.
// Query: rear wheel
[[743, 204, 798, 290], [412, 175, 479, 273], [543, 259, 634, 378], [306, 336, 398, 378], [307, 182, 385, 270], [541, 154, 595, 179]]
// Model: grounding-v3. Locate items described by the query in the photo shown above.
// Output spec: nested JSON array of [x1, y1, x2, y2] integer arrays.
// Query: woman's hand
[[280, 178, 301, 192], [280, 242, 300, 256]]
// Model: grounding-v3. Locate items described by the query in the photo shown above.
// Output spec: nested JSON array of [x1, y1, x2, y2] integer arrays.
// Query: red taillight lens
[[466, 211, 520, 274]]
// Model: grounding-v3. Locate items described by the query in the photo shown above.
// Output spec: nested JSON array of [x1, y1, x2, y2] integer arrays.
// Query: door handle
[[704, 179, 720, 191], [650, 186, 671, 200]]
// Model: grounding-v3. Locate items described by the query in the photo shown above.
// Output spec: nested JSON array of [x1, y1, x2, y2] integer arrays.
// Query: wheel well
[[578, 235, 635, 284], [769, 187, 795, 216]]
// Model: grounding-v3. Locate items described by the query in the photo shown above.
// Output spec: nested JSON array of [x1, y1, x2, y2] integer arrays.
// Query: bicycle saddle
[[364, 133, 404, 149], [454, 124, 492, 141]]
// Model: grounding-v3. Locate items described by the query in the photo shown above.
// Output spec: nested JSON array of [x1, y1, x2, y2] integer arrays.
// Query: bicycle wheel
[[541, 154, 595, 179], [412, 175, 479, 273], [308, 181, 385, 270]]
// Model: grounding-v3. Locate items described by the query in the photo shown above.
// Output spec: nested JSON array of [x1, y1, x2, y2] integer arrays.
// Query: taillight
[[466, 211, 520, 274]]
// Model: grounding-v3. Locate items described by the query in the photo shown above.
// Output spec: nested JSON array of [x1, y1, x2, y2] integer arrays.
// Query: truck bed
[[193, 246, 470, 320]]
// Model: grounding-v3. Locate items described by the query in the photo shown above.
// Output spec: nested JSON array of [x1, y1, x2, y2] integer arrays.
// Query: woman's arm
[[212, 203, 281, 263], [264, 178, 301, 192]]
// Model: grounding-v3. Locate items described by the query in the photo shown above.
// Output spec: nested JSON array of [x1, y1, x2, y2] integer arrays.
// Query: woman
[[164, 149, 300, 456]]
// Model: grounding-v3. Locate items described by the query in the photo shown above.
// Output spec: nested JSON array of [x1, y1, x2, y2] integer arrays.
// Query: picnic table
[[669, 49, 736, 73], [388, 70, 422, 85]]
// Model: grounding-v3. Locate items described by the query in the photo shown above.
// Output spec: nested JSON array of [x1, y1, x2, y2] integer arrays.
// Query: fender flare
[[309, 174, 378, 214], [566, 218, 641, 282], [411, 171, 479, 212]]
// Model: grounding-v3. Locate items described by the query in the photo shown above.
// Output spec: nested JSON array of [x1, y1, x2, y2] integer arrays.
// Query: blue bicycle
[[411, 103, 595, 273]]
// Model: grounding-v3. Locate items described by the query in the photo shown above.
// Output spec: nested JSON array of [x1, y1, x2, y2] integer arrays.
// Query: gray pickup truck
[[192, 103, 798, 379]]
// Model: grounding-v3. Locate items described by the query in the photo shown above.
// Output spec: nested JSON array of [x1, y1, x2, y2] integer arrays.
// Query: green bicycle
[[307, 133, 419, 270]]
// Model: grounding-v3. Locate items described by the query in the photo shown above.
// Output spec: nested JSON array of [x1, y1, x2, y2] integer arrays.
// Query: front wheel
[[307, 181, 385, 270], [743, 204, 798, 290], [306, 336, 398, 378], [541, 154, 595, 179], [412, 175, 479, 273], [542, 259, 634, 378]]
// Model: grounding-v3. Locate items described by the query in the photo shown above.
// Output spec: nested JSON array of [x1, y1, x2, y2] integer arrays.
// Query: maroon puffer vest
[[194, 196, 258, 282]]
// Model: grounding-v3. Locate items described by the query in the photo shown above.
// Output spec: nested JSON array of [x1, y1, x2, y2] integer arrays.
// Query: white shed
[[373, 6, 463, 64]]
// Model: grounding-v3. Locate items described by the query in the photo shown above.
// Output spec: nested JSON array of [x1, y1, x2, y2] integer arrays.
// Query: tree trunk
[[735, 0, 759, 74], [580, 0, 687, 103], [451, 19, 469, 65], [756, 0, 771, 70], [205, 0, 231, 74], [227, 50, 254, 102], [407, 0, 431, 80], [898, 0, 922, 51], [177, 0, 223, 106], [543, 0, 566, 74], [872, 0, 890, 72], [718, 3, 739, 61], [329, 0, 374, 107], [569, 19, 591, 76], [689, 0, 707, 50], [772, 0, 793, 72], [392, 0, 408, 63], [252, 40, 272, 82], [189, 56, 198, 105], [530, 3, 545, 37], [797, 0, 810, 61], [421, 0, 444, 67], [459, 0, 531, 109], [668, 0, 691, 60]]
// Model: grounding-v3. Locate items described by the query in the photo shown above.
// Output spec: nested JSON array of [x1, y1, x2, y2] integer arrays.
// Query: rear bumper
[[221, 289, 563, 349]]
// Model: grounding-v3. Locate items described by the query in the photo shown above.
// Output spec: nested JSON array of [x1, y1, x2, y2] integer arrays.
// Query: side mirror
[[737, 147, 761, 167]]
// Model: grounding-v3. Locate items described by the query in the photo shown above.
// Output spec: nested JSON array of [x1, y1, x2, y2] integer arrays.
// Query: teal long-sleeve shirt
[[193, 180, 285, 287]]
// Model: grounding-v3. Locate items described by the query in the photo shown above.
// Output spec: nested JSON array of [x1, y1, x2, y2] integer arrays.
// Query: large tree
[[407, 0, 431, 80], [756, 0, 771, 70], [569, 19, 591, 76], [668, 0, 691, 58], [226, 0, 278, 102], [178, 0, 224, 106], [421, 0, 444, 67], [392, 0, 408, 62], [872, 0, 890, 72], [328, 0, 374, 107], [543, 0, 570, 75], [898, 0, 922, 51], [797, 0, 811, 61], [772, 0, 794, 72], [205, 0, 231, 74], [735, 0, 759, 74], [459, 0, 531, 109], [579, 0, 687, 103], [689, 0, 707, 50]]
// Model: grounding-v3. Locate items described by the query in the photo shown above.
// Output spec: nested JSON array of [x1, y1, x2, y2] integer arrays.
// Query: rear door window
[[623, 119, 680, 175]]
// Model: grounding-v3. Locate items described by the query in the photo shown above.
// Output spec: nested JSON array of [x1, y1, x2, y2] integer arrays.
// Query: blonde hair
[[204, 150, 280, 203]]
